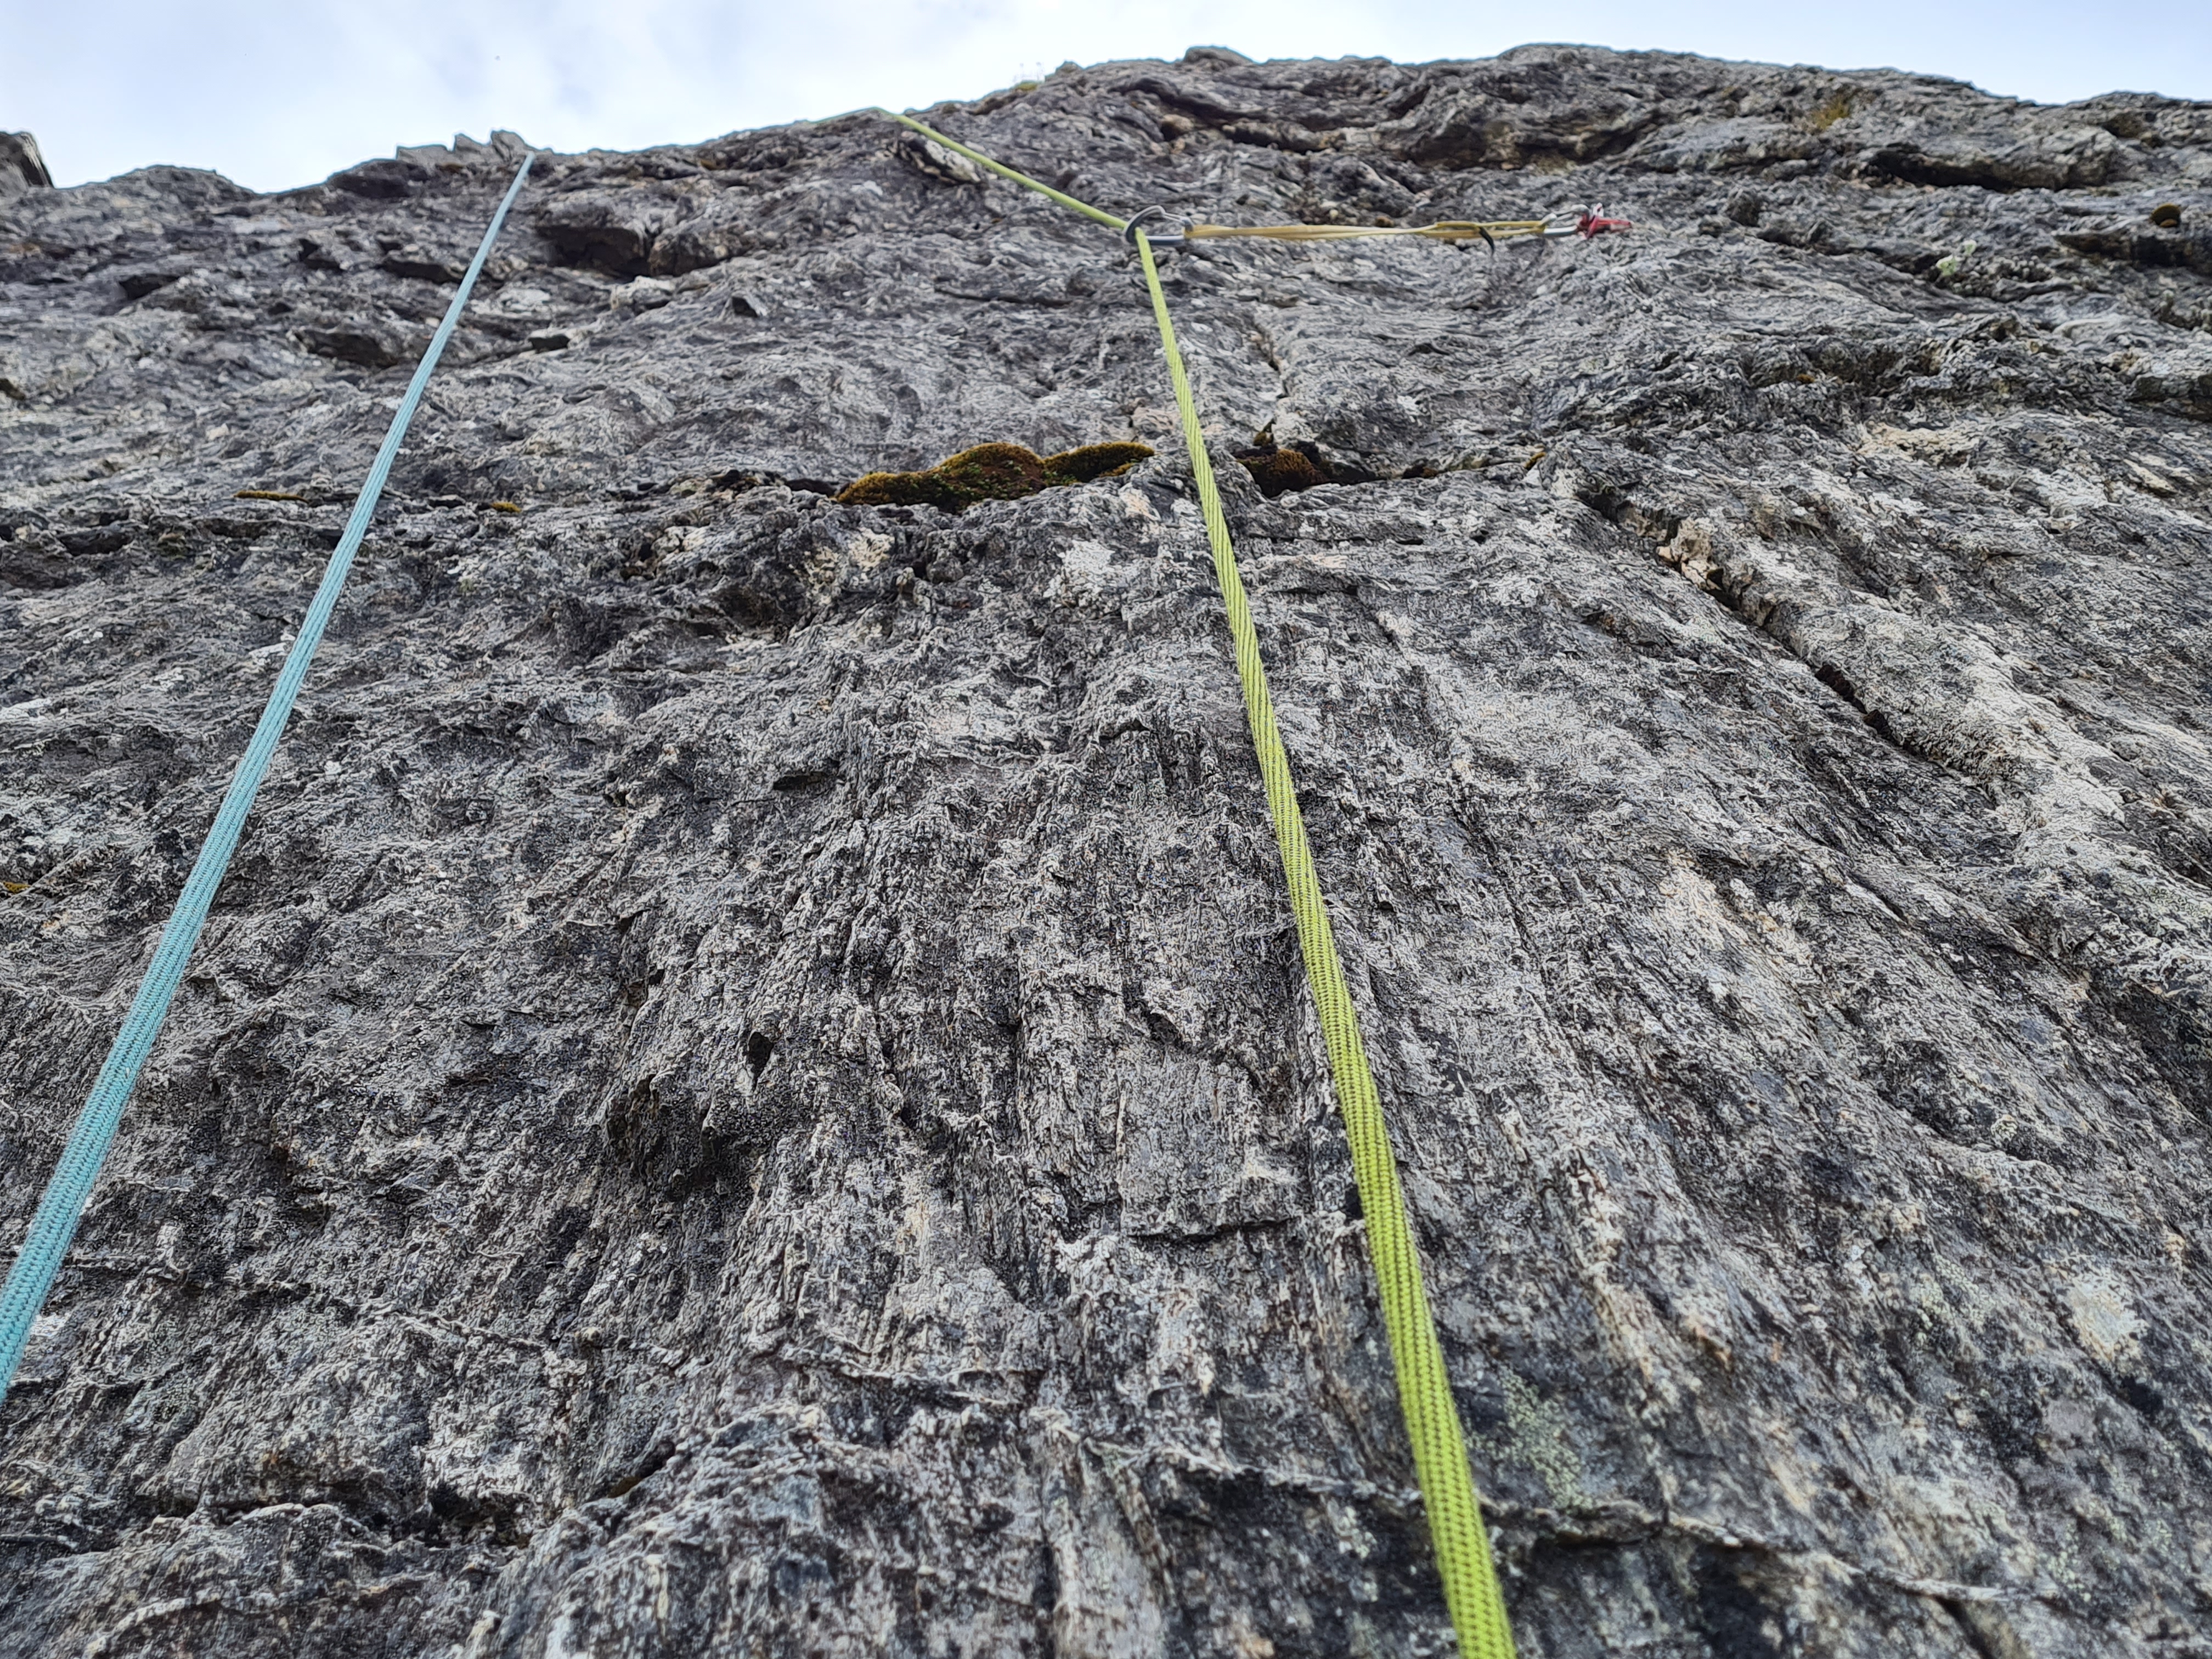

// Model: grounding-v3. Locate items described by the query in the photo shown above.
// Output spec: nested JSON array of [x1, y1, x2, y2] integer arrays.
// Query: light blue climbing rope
[[0, 153, 535, 1406]]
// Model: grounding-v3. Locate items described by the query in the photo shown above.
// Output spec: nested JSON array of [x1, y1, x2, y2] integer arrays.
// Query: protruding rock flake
[[2, 44, 2210, 1658]]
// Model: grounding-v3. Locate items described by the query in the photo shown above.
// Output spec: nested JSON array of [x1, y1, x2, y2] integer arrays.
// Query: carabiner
[[1121, 205, 1185, 253]]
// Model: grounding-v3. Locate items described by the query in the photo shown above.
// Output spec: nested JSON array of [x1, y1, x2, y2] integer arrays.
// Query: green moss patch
[[1235, 437, 1359, 498], [1238, 447, 1325, 497], [837, 441, 1154, 511]]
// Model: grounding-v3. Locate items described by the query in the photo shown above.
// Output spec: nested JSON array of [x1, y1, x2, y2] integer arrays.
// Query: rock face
[[3, 43, 2211, 1659], [0, 132, 52, 201]]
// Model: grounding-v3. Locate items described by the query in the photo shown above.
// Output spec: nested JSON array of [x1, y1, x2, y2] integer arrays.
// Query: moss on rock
[[1235, 440, 1331, 498], [838, 441, 1153, 510]]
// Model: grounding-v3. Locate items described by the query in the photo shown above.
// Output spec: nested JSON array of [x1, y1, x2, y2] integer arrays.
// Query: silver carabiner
[[1121, 205, 1184, 253]]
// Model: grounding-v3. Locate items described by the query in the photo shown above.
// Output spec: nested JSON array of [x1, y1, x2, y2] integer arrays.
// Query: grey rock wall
[[0, 132, 52, 201], [2, 43, 2209, 1659]]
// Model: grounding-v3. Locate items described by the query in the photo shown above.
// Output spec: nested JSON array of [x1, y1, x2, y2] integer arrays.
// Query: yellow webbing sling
[[876, 109, 1517, 1659], [1181, 218, 1549, 242]]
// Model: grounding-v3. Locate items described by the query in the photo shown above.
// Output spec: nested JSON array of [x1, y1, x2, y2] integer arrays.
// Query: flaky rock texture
[[4, 42, 2212, 1658]]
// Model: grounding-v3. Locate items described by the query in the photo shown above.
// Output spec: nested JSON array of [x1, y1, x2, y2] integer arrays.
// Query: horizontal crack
[[1485, 1495, 2053, 1612]]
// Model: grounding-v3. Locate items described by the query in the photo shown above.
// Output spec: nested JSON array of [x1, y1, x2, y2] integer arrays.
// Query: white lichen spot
[[845, 528, 894, 571], [2063, 1268, 2142, 1365], [1502, 1369, 1585, 1508], [1052, 538, 1116, 605]]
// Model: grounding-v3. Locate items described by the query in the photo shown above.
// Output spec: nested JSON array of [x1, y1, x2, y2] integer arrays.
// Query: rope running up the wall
[[0, 153, 535, 1406]]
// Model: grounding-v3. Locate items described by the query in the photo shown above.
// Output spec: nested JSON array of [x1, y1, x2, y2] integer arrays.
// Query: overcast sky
[[7, 0, 2208, 193]]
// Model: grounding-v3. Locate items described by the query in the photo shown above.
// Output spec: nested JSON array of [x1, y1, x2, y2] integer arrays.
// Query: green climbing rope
[[878, 108, 1517, 1659]]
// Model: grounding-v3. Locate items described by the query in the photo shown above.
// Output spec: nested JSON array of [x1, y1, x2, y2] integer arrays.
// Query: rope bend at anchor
[[872, 106, 1629, 251], [876, 106, 1520, 1659]]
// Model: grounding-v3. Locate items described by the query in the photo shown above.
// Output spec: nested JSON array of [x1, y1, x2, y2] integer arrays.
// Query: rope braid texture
[[0, 154, 535, 1406], [881, 109, 1517, 1659]]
